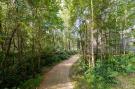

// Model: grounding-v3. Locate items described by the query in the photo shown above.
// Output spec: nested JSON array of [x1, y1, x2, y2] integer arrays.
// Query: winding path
[[38, 55, 79, 89]]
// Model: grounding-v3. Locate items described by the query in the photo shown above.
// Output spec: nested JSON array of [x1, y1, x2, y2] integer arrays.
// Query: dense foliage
[[0, 50, 76, 89], [0, 0, 77, 88], [72, 54, 135, 89], [68, 0, 135, 88], [67, 0, 135, 66]]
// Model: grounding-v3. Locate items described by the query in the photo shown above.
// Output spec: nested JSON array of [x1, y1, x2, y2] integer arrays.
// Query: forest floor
[[38, 55, 79, 89], [112, 74, 135, 89]]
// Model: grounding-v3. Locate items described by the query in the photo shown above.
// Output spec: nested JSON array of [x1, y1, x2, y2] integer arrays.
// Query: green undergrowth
[[0, 50, 77, 89], [18, 50, 77, 89], [18, 74, 43, 89], [40, 50, 77, 66], [71, 53, 135, 89], [111, 75, 135, 89]]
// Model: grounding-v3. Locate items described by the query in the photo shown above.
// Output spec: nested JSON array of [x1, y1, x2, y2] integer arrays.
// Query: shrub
[[0, 50, 76, 88], [74, 54, 135, 89], [18, 75, 42, 89]]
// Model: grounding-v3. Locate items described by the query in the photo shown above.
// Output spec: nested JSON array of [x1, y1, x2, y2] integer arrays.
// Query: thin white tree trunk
[[90, 0, 95, 67]]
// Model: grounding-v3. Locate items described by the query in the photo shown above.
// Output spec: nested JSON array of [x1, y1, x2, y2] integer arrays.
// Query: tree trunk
[[90, 0, 95, 67], [1, 24, 19, 67]]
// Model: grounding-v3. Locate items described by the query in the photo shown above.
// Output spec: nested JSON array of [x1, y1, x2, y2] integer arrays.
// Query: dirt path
[[38, 55, 79, 89]]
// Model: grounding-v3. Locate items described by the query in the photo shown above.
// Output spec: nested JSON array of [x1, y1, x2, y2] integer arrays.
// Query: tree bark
[[90, 0, 95, 67]]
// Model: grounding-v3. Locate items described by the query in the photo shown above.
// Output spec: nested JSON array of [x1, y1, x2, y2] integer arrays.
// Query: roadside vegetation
[[1, 50, 76, 89], [69, 0, 135, 89], [71, 54, 135, 89], [18, 50, 76, 89]]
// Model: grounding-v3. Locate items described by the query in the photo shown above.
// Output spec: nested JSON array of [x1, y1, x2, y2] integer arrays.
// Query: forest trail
[[38, 55, 79, 89]]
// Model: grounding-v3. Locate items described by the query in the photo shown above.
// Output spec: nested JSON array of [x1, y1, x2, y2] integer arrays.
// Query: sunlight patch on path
[[44, 82, 73, 89]]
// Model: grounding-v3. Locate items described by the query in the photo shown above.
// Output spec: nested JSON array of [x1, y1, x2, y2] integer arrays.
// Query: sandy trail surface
[[38, 55, 79, 89]]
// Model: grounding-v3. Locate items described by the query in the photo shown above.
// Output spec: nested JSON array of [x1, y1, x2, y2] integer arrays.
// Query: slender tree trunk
[[1, 24, 19, 67], [123, 1, 127, 54], [96, 29, 99, 60], [90, 0, 95, 67]]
